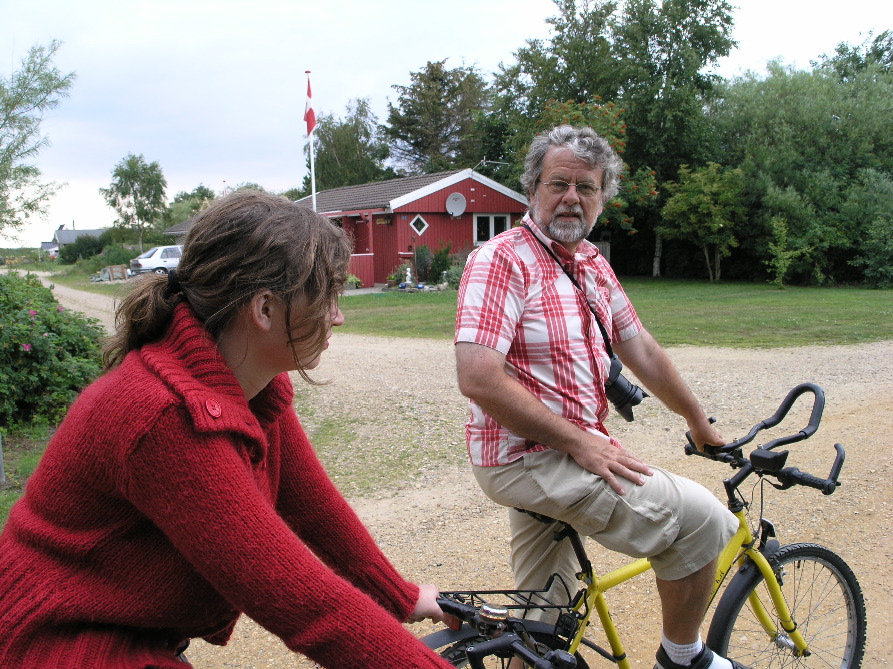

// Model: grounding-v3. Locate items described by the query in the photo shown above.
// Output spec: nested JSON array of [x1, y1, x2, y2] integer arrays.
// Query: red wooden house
[[295, 169, 529, 287]]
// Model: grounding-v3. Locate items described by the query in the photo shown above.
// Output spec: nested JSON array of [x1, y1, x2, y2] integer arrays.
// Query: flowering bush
[[0, 272, 104, 426]]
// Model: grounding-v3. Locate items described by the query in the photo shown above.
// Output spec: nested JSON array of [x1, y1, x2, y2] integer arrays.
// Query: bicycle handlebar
[[435, 596, 577, 668], [684, 383, 844, 495], [465, 634, 558, 669]]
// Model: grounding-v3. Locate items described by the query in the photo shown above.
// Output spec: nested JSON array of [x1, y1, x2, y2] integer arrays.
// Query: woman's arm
[[273, 411, 433, 620], [122, 407, 449, 668]]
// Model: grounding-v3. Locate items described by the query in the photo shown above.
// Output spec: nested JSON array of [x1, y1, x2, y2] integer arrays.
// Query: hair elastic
[[167, 268, 181, 294]]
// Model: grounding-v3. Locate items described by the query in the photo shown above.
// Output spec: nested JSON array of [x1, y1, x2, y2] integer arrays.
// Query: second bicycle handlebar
[[435, 596, 578, 668]]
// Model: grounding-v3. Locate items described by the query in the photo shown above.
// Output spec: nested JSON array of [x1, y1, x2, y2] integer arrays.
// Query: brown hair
[[103, 190, 351, 383]]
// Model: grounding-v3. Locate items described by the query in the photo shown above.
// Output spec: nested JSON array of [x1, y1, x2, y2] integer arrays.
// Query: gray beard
[[545, 217, 587, 243], [532, 209, 590, 244]]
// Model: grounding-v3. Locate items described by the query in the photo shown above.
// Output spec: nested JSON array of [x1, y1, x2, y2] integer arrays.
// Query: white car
[[130, 245, 182, 274]]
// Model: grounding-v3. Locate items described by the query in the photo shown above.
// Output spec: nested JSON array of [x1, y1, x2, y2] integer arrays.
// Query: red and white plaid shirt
[[455, 215, 643, 466]]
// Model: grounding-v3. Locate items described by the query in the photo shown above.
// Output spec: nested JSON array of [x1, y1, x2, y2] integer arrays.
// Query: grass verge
[[0, 425, 52, 532], [339, 279, 892, 347]]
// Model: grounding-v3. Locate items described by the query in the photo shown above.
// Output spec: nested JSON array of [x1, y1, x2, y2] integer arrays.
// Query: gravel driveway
[[37, 276, 893, 667]]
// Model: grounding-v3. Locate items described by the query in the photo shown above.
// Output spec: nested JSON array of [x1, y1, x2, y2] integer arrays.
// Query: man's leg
[[474, 455, 743, 667], [655, 558, 717, 643], [509, 508, 582, 621]]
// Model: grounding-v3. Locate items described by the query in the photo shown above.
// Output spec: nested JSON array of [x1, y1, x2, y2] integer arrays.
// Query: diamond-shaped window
[[410, 214, 429, 235]]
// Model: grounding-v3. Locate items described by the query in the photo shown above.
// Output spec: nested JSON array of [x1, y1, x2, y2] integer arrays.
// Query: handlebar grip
[[683, 418, 725, 459], [778, 468, 838, 495], [436, 596, 476, 622], [512, 641, 555, 669]]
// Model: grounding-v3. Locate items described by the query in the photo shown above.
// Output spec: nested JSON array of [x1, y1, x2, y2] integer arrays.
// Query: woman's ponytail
[[102, 273, 182, 370]]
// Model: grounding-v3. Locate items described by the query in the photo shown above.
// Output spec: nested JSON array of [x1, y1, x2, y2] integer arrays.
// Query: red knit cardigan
[[0, 304, 451, 668]]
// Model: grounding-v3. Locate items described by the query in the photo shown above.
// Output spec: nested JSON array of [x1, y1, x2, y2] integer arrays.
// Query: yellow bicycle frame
[[564, 507, 810, 668]]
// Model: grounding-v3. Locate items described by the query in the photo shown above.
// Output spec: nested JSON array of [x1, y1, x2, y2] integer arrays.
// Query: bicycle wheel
[[436, 632, 590, 668], [707, 543, 865, 668]]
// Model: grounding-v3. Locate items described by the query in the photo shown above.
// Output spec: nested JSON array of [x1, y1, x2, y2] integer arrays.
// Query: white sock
[[661, 633, 702, 665], [660, 634, 734, 668]]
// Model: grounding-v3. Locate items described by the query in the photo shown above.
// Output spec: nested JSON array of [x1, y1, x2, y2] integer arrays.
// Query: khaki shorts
[[473, 448, 737, 583]]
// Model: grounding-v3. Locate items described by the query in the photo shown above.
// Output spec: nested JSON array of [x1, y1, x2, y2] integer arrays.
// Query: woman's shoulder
[[64, 353, 183, 438]]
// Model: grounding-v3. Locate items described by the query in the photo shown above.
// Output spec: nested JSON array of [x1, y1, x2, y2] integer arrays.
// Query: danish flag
[[304, 73, 316, 136]]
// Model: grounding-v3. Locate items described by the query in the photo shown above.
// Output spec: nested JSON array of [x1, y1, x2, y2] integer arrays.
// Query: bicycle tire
[[436, 631, 590, 668], [706, 542, 865, 668]]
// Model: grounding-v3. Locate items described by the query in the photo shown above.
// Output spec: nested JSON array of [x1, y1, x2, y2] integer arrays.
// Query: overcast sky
[[3, 0, 891, 248]]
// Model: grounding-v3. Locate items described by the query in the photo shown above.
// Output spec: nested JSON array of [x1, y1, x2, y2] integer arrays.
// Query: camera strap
[[521, 224, 616, 358]]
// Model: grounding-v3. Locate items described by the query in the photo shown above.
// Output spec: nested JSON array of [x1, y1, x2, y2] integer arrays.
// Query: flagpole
[[305, 70, 317, 212], [309, 131, 317, 212]]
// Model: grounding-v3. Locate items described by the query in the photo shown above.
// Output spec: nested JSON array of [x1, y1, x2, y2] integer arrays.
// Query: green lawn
[[38, 272, 893, 347], [339, 279, 892, 348], [50, 272, 132, 298]]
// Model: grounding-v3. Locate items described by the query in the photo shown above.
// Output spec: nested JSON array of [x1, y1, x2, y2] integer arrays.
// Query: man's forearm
[[614, 330, 708, 424]]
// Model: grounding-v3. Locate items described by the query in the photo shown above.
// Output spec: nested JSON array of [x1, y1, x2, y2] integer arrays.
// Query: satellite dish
[[445, 192, 467, 216]]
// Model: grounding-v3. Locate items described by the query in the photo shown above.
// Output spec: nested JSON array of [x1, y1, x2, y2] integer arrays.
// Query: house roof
[[295, 169, 527, 214], [54, 229, 106, 245], [165, 218, 193, 237], [165, 170, 528, 237]]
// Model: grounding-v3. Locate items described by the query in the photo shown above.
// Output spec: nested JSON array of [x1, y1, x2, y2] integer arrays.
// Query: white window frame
[[409, 214, 429, 236], [474, 213, 511, 246]]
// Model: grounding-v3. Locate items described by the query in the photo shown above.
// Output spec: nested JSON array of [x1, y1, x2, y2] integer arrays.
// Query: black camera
[[605, 354, 648, 422]]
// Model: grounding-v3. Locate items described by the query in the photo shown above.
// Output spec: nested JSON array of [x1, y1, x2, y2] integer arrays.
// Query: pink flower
[[22, 344, 33, 352], [57, 305, 64, 312]]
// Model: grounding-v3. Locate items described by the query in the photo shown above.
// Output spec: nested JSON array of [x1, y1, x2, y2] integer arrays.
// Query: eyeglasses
[[538, 179, 601, 198]]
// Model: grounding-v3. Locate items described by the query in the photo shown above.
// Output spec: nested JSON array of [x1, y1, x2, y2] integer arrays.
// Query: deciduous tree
[[709, 54, 893, 283], [0, 40, 75, 237], [99, 154, 167, 251], [303, 98, 395, 192], [490, 0, 736, 275], [162, 184, 216, 229], [659, 163, 745, 282]]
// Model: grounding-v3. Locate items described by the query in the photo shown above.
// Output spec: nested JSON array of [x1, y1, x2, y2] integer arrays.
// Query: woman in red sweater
[[0, 190, 453, 668]]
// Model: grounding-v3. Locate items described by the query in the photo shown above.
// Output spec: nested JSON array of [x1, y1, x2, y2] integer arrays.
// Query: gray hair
[[520, 125, 623, 202]]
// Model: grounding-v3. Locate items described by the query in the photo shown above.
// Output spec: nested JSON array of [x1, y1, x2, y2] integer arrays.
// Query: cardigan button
[[205, 398, 222, 417]]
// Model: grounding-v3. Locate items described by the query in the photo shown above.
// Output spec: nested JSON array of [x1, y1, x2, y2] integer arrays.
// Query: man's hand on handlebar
[[687, 416, 725, 453]]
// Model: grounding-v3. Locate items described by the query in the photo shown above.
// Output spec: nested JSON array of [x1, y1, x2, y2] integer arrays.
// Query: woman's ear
[[246, 292, 275, 332]]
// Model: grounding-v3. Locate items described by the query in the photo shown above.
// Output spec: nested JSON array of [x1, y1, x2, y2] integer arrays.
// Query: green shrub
[[430, 242, 453, 283], [391, 260, 413, 284], [58, 235, 104, 264], [100, 243, 137, 267], [0, 272, 104, 426], [413, 245, 433, 282], [98, 227, 170, 248], [74, 243, 135, 275], [852, 215, 893, 288], [443, 264, 465, 289]]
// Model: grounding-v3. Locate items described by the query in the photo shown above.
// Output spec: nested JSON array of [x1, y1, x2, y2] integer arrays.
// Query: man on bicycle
[[454, 125, 748, 669]]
